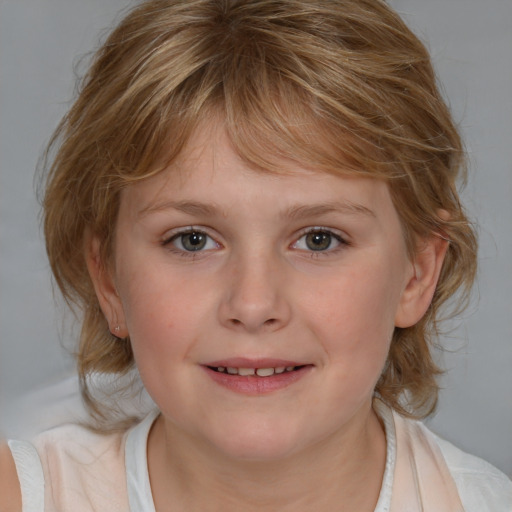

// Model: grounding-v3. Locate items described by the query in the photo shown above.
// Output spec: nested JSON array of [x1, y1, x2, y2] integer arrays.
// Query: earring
[[111, 323, 122, 336]]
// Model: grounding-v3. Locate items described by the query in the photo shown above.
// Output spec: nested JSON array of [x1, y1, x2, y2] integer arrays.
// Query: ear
[[394, 234, 449, 328], [85, 233, 129, 338]]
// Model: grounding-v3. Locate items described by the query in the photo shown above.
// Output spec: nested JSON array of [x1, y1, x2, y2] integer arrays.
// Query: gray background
[[1, 0, 511, 476]]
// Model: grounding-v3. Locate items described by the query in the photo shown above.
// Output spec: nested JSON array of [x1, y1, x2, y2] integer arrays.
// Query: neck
[[148, 405, 387, 512]]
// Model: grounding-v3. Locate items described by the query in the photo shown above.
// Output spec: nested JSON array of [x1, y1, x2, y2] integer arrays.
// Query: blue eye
[[167, 230, 219, 252], [294, 229, 345, 252]]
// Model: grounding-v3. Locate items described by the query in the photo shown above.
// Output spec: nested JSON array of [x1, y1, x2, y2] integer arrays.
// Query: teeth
[[213, 366, 297, 376], [256, 367, 275, 377], [238, 368, 256, 376]]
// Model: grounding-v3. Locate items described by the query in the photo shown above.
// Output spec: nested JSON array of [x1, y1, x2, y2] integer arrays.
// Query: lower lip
[[203, 366, 312, 395]]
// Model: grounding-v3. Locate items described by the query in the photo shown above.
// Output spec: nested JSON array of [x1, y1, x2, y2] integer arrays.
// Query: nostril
[[228, 317, 278, 328]]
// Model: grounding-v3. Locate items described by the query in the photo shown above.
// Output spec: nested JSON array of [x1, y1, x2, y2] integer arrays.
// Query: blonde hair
[[43, 0, 477, 423]]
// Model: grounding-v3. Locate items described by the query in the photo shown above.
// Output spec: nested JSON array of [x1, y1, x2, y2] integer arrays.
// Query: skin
[[87, 122, 447, 511], [0, 443, 22, 511]]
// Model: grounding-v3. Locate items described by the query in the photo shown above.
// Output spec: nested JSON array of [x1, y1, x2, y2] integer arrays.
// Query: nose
[[218, 250, 291, 334]]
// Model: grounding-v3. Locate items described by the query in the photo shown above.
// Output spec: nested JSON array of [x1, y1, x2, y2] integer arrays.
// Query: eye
[[293, 229, 345, 252], [165, 229, 219, 252]]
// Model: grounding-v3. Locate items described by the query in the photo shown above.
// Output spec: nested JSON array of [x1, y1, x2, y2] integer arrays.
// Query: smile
[[202, 360, 313, 395], [209, 366, 300, 377]]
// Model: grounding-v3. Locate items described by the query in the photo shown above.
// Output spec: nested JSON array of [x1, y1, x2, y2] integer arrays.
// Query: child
[[1, 0, 511, 510]]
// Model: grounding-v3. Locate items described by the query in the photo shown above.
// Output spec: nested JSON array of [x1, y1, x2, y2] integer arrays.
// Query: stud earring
[[114, 325, 121, 334]]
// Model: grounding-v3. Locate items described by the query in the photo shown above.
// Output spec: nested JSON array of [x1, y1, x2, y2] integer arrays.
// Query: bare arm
[[0, 442, 22, 511]]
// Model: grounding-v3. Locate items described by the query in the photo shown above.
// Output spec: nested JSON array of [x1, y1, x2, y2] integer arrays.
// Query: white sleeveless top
[[9, 402, 512, 511]]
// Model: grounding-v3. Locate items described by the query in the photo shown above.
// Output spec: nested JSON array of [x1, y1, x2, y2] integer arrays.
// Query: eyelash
[[161, 227, 220, 258], [161, 226, 349, 258], [292, 227, 349, 257]]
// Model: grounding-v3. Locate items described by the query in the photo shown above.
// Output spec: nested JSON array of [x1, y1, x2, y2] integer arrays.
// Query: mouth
[[202, 359, 313, 394], [207, 365, 305, 377]]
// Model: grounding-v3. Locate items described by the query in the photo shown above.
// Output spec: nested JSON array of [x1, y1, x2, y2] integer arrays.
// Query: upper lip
[[203, 358, 309, 368]]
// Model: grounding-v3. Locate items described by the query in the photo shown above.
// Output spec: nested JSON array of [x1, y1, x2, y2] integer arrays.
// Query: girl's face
[[91, 123, 440, 461]]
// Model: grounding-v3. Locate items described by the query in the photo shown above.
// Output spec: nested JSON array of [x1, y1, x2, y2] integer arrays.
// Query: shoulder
[[34, 422, 130, 512], [384, 403, 512, 512], [3, 413, 156, 512], [0, 442, 22, 512], [33, 420, 126, 457], [32, 421, 128, 482], [432, 432, 512, 511]]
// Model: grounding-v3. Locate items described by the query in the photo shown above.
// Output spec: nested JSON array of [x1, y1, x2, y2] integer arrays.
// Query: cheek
[[115, 262, 219, 374], [312, 264, 400, 340], [118, 257, 197, 330], [303, 261, 403, 384], [117, 276, 195, 409], [115, 270, 180, 362]]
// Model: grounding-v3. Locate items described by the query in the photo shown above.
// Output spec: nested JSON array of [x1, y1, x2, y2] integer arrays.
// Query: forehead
[[119, 121, 399, 231], [141, 117, 370, 187]]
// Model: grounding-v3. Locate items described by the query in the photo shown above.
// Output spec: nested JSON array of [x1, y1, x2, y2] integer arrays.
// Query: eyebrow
[[138, 200, 218, 219], [138, 199, 375, 220], [282, 202, 376, 220]]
